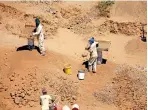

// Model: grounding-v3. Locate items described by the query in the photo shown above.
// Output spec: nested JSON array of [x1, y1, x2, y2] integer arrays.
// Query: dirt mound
[[98, 20, 142, 36], [0, 3, 59, 39], [39, 73, 78, 105], [125, 38, 147, 55], [0, 3, 25, 36], [60, 5, 82, 19], [59, 3, 93, 36], [1, 2, 146, 39], [110, 1, 147, 22], [94, 64, 146, 109], [66, 18, 143, 37], [0, 48, 79, 108], [8, 70, 78, 108], [0, 3, 34, 37], [0, 3, 24, 18], [65, 14, 92, 34]]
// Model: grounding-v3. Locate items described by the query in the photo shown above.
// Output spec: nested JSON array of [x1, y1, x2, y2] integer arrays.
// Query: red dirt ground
[[0, 1, 146, 110]]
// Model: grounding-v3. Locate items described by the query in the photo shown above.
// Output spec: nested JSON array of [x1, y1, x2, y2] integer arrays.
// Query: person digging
[[32, 18, 46, 56]]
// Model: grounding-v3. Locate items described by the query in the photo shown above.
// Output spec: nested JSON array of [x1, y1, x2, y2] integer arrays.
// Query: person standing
[[85, 37, 98, 73], [33, 18, 45, 56], [40, 88, 52, 110]]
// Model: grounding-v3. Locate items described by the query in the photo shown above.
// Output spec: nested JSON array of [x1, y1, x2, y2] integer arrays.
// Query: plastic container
[[64, 64, 71, 75], [78, 70, 85, 80]]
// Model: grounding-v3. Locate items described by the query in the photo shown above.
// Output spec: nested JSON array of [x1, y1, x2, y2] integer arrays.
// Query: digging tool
[[49, 94, 61, 110]]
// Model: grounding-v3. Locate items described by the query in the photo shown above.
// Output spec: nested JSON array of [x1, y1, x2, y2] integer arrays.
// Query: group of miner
[[30, 18, 103, 110]]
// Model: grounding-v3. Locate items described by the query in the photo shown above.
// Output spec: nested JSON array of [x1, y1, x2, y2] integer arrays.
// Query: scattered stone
[[29, 101, 34, 107], [26, 90, 31, 96], [94, 64, 146, 109], [63, 77, 67, 80], [19, 104, 22, 108], [61, 96, 64, 101], [72, 95, 77, 100], [9, 76, 15, 81], [20, 93, 25, 98], [10, 92, 15, 98], [14, 97, 21, 105], [21, 100, 27, 106], [4, 63, 8, 66]]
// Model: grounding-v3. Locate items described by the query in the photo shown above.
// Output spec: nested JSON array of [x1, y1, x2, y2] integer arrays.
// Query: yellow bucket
[[64, 64, 71, 75]]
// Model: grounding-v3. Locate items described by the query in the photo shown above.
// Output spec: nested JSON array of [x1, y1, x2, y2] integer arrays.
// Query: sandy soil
[[0, 1, 147, 110]]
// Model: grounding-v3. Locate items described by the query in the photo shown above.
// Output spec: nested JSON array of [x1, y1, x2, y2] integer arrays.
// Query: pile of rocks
[[40, 74, 79, 105], [56, 80, 78, 105], [9, 71, 79, 107], [9, 72, 39, 107], [10, 89, 38, 108], [98, 20, 141, 36], [0, 75, 8, 92], [66, 14, 93, 35], [0, 81, 8, 92], [94, 64, 146, 109], [60, 5, 82, 19]]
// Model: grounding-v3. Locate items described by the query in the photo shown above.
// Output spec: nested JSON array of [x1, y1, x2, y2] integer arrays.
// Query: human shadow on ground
[[141, 36, 147, 42], [16, 45, 41, 54], [102, 59, 107, 64], [82, 60, 89, 69], [82, 58, 107, 69]]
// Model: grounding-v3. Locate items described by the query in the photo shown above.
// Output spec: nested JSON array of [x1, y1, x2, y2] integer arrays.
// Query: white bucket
[[78, 70, 85, 80]]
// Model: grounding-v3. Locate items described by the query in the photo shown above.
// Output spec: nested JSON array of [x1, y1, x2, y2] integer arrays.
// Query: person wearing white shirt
[[33, 18, 45, 56], [40, 88, 52, 110], [85, 37, 98, 73]]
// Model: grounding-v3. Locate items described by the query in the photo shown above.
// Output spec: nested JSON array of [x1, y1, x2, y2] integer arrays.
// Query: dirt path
[[45, 28, 86, 60], [0, 27, 146, 67]]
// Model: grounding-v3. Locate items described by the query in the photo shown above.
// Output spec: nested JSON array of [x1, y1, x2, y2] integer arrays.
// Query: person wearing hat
[[33, 18, 45, 56], [85, 37, 98, 73], [40, 88, 52, 110]]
